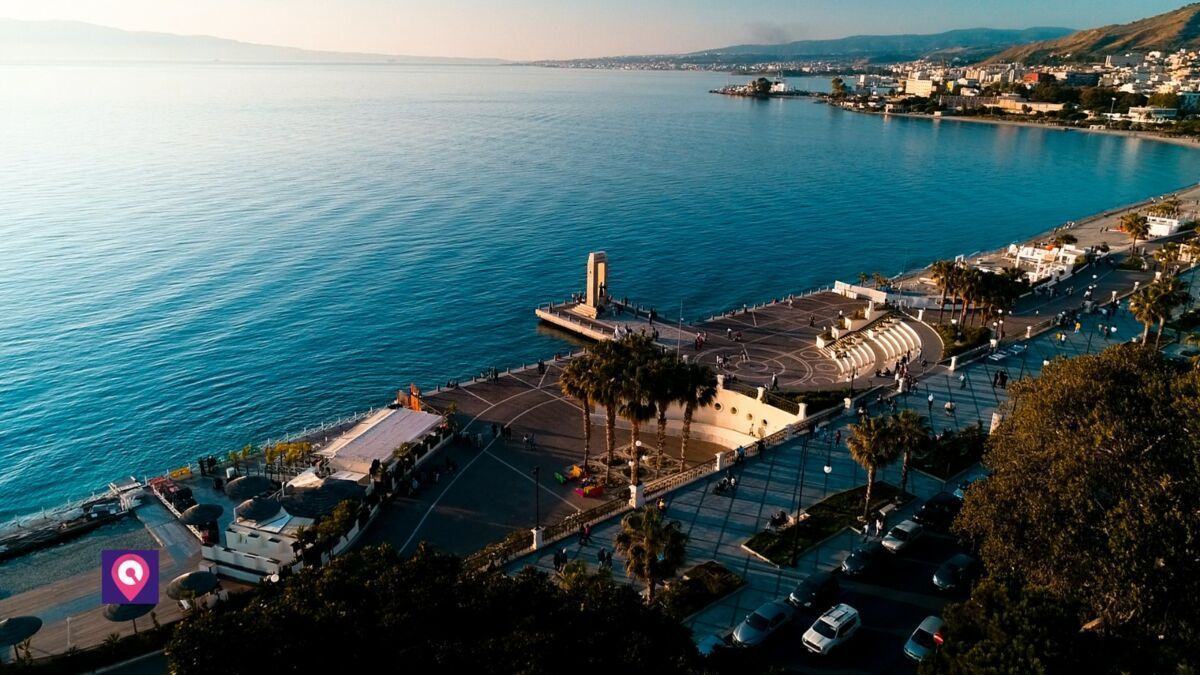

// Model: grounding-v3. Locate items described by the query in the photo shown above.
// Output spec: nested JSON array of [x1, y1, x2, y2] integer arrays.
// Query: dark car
[[787, 571, 840, 610], [841, 541, 884, 578], [913, 492, 962, 531], [933, 553, 980, 591]]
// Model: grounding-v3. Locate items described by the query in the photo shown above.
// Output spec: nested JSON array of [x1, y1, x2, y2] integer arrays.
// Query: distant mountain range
[[988, 3, 1200, 64], [0, 19, 505, 64], [686, 27, 1075, 63], [534, 27, 1074, 68]]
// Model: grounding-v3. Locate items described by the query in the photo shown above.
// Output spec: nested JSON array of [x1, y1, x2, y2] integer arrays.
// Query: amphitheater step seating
[[821, 316, 925, 377]]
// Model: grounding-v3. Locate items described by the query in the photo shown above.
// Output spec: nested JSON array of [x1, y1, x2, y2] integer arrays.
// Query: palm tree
[[1129, 285, 1159, 346], [846, 416, 901, 521], [589, 340, 626, 484], [889, 410, 930, 496], [677, 363, 718, 465], [930, 260, 955, 323], [559, 353, 595, 468], [1120, 212, 1150, 252], [619, 363, 658, 487], [612, 507, 688, 605], [646, 356, 683, 477], [1155, 242, 1182, 273], [1151, 276, 1190, 348]]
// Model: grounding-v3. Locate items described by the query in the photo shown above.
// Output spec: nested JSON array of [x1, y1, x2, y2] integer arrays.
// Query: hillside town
[[837, 49, 1200, 128]]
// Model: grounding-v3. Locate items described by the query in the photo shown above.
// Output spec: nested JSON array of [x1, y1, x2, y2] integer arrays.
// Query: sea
[[3, 63, 1200, 522]]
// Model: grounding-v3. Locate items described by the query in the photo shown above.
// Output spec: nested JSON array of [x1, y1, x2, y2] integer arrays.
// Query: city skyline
[[0, 0, 1188, 61]]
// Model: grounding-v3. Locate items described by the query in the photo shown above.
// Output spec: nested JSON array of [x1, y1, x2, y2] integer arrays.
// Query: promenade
[[505, 265, 1152, 673]]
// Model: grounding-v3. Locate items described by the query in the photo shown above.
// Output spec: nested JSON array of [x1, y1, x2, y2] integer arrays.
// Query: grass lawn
[[743, 482, 910, 567], [912, 423, 987, 480], [660, 560, 744, 620], [933, 324, 991, 358]]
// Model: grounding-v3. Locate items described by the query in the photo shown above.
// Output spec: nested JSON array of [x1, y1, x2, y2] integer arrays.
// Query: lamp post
[[790, 433, 812, 566], [532, 466, 541, 529], [823, 447, 833, 499]]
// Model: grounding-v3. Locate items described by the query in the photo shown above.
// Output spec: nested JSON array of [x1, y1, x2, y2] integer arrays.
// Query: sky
[[0, 0, 1188, 61]]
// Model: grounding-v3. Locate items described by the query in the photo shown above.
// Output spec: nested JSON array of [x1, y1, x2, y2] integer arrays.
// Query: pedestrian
[[927, 393, 934, 413], [959, 373, 966, 389], [834, 430, 842, 445], [875, 516, 884, 536]]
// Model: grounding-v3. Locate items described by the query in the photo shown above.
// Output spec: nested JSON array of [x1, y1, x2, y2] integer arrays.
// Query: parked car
[[841, 541, 884, 577], [881, 520, 924, 554], [732, 600, 794, 647], [787, 570, 839, 611], [903, 615, 946, 662], [802, 603, 861, 655], [933, 553, 980, 591], [913, 492, 962, 531]]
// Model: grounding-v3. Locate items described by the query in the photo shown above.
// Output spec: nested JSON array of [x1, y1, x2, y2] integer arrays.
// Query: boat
[[0, 480, 144, 562]]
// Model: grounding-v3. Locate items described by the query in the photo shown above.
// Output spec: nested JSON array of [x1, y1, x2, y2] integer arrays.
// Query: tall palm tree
[[930, 260, 956, 323], [646, 356, 682, 477], [846, 416, 901, 521], [889, 410, 930, 495], [589, 340, 626, 484], [559, 353, 595, 468], [612, 507, 688, 605], [619, 363, 658, 487], [678, 363, 718, 465], [1151, 276, 1190, 348], [1121, 212, 1150, 252], [1129, 285, 1159, 346]]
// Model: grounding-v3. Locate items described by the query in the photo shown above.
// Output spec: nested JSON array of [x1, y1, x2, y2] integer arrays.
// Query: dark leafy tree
[[167, 545, 701, 674]]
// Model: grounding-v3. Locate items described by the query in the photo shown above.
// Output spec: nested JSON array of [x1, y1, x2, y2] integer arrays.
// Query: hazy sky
[[0, 0, 1186, 60]]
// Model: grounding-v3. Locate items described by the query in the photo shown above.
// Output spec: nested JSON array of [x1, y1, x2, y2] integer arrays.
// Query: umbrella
[[224, 475, 275, 501], [166, 571, 219, 600], [103, 603, 155, 633], [0, 617, 42, 656], [180, 503, 224, 526], [235, 496, 281, 522]]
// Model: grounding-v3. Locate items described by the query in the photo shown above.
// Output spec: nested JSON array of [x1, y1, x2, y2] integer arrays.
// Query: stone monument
[[574, 251, 608, 319]]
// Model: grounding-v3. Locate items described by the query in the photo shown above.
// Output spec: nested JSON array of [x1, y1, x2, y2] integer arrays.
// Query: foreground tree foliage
[[167, 545, 700, 674], [922, 578, 1085, 674], [940, 345, 1200, 671]]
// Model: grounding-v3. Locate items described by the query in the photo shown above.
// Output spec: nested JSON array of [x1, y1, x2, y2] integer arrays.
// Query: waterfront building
[[1128, 106, 1179, 123], [1003, 244, 1086, 283], [1147, 215, 1185, 239], [203, 405, 446, 582]]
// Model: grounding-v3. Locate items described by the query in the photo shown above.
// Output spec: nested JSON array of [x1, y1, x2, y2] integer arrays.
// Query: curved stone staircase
[[820, 315, 924, 378]]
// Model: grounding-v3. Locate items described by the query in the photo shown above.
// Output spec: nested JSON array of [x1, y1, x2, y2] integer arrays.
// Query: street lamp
[[532, 466, 541, 529]]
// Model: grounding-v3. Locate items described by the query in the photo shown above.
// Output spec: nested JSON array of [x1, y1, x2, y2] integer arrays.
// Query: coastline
[[845, 105, 1200, 150]]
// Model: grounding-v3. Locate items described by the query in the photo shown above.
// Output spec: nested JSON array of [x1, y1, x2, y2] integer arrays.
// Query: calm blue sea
[[2, 64, 1199, 520]]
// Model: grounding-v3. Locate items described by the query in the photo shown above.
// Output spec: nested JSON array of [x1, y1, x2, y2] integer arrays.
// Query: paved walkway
[[0, 501, 203, 659]]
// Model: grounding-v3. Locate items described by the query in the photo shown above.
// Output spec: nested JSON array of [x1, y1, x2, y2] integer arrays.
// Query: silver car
[[881, 519, 924, 554], [903, 615, 945, 662], [731, 600, 794, 647]]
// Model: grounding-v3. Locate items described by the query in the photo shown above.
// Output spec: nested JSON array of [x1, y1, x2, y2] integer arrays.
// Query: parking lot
[[753, 531, 967, 673]]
